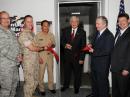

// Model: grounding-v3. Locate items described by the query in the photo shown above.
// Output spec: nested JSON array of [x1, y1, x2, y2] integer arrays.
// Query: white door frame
[[55, 0, 102, 89]]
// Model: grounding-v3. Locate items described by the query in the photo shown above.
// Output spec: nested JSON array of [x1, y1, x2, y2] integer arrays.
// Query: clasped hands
[[65, 43, 84, 64], [65, 43, 72, 50], [122, 70, 129, 76]]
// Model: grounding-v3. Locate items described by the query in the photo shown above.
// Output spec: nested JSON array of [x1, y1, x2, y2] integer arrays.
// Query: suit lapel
[[95, 29, 108, 43], [100, 29, 108, 39], [115, 27, 130, 46]]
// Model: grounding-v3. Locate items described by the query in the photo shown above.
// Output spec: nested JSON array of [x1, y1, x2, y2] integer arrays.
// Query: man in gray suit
[[0, 11, 22, 97]]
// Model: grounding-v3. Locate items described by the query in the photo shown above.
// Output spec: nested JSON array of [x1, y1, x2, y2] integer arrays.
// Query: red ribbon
[[47, 47, 59, 64], [82, 45, 91, 52]]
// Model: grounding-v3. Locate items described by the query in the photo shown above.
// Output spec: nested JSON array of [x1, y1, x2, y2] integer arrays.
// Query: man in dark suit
[[111, 13, 130, 97], [86, 16, 114, 97], [61, 16, 86, 94]]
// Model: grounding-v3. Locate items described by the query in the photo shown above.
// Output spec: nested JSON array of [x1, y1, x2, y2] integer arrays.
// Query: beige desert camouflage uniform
[[18, 29, 39, 97], [35, 32, 55, 92], [0, 26, 20, 97]]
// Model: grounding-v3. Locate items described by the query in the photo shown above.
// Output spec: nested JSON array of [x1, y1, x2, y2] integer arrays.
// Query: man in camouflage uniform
[[35, 20, 56, 95], [18, 15, 43, 97], [0, 11, 21, 97]]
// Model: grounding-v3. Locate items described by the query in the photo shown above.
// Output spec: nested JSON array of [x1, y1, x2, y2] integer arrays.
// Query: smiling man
[[35, 20, 56, 96], [61, 16, 86, 94], [111, 13, 130, 97], [86, 16, 114, 97], [0, 11, 21, 97]]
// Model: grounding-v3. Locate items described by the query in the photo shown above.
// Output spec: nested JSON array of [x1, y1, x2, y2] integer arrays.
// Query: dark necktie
[[96, 32, 100, 41], [71, 29, 75, 40], [115, 32, 121, 44]]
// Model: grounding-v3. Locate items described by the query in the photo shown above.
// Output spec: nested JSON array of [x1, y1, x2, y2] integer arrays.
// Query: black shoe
[[74, 89, 79, 94], [49, 89, 56, 94], [36, 88, 46, 96], [61, 87, 68, 92], [86, 93, 93, 97], [40, 91, 46, 96]]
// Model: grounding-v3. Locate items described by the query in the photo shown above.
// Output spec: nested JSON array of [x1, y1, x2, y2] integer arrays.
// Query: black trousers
[[91, 68, 110, 97], [112, 72, 130, 97], [63, 54, 83, 90]]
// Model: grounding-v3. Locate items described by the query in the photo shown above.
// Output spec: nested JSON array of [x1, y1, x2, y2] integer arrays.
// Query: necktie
[[96, 32, 100, 40], [71, 29, 75, 40], [115, 32, 121, 44]]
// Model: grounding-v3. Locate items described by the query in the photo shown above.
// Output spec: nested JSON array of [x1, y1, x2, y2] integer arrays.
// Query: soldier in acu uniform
[[18, 15, 43, 97], [0, 11, 22, 97], [35, 20, 56, 96]]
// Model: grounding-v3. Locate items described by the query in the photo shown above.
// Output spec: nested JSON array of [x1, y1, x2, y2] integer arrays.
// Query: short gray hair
[[96, 16, 108, 26], [70, 16, 79, 23]]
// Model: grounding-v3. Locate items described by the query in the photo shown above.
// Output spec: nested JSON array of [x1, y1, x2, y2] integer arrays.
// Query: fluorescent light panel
[[71, 12, 80, 15]]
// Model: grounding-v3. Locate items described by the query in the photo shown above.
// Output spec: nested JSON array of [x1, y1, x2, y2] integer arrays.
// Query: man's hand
[[65, 43, 72, 50], [87, 44, 94, 53], [44, 46, 48, 50], [17, 54, 23, 62], [79, 60, 84, 64], [89, 48, 94, 53], [87, 44, 92, 48], [122, 70, 129, 76]]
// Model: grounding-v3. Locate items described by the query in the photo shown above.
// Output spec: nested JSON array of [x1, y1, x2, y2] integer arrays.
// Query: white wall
[[0, 0, 55, 31], [1, 0, 130, 86], [0, 0, 56, 83], [107, 0, 130, 35]]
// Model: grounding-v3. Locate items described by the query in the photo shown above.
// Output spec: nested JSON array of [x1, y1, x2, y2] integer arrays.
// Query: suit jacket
[[61, 27, 86, 61], [111, 27, 130, 73], [91, 28, 115, 71]]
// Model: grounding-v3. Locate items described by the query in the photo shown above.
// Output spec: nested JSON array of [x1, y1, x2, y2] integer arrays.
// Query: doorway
[[59, 1, 101, 88]]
